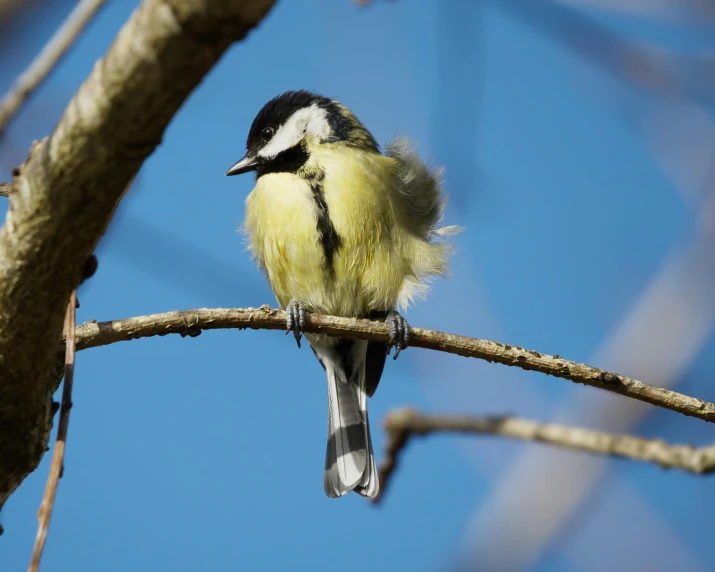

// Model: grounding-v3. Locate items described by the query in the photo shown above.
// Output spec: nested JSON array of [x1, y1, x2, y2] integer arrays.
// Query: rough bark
[[0, 0, 275, 506]]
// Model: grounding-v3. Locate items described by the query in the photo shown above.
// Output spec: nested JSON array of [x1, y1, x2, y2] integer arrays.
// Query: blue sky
[[2, 1, 715, 571]]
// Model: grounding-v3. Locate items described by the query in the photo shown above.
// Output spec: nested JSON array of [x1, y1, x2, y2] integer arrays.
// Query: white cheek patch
[[258, 104, 331, 159]]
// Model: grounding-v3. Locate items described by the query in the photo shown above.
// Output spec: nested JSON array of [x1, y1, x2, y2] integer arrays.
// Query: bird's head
[[225, 90, 379, 178]]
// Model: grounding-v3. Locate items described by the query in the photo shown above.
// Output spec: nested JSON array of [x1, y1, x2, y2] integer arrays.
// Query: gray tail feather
[[353, 405, 378, 498], [320, 344, 379, 498]]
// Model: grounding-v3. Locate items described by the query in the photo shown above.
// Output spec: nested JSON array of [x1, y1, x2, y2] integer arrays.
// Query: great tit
[[226, 90, 457, 498]]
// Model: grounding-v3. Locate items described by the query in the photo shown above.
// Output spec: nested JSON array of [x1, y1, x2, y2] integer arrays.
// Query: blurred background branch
[[0, 0, 33, 22], [0, 0, 107, 136], [496, 0, 715, 102], [375, 408, 715, 502]]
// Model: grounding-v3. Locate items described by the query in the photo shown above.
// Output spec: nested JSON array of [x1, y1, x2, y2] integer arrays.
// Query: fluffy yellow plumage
[[244, 143, 452, 317]]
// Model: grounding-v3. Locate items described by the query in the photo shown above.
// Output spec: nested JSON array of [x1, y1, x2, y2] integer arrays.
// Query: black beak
[[225, 153, 260, 176]]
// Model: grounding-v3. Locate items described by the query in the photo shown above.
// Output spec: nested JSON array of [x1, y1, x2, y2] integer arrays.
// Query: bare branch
[[75, 306, 715, 423], [0, 0, 275, 506], [28, 292, 77, 572], [374, 408, 715, 503], [0, 0, 108, 136]]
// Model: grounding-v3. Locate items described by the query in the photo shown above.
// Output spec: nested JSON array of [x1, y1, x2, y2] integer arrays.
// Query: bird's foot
[[285, 298, 307, 348], [386, 310, 410, 360]]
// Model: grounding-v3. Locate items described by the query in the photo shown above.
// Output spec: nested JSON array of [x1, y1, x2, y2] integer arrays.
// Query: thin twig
[[28, 291, 77, 572], [373, 408, 715, 503], [74, 306, 715, 423], [0, 0, 107, 136]]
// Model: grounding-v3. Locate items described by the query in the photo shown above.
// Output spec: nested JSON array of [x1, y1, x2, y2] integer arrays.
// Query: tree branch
[[0, 0, 108, 136], [28, 292, 77, 571], [74, 306, 715, 423], [0, 0, 275, 506], [374, 408, 715, 503]]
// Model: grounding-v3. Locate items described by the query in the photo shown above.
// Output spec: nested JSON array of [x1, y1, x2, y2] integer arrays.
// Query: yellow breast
[[244, 172, 324, 309], [243, 148, 411, 317]]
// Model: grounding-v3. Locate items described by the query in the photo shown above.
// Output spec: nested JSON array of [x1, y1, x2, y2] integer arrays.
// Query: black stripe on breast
[[307, 170, 342, 277]]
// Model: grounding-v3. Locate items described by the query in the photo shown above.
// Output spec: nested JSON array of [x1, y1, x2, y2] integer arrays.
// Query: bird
[[225, 90, 458, 498]]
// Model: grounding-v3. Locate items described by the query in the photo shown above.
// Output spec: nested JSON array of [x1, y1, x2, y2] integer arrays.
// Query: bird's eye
[[261, 127, 275, 142]]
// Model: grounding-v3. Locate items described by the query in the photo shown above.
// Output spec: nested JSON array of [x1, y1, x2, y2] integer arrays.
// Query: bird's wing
[[385, 136, 455, 239]]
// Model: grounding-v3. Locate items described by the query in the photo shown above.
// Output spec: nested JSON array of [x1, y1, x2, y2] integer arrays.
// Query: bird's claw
[[386, 310, 410, 360], [285, 298, 307, 348]]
